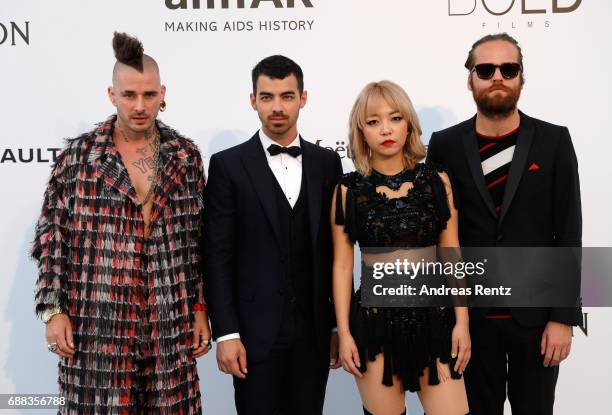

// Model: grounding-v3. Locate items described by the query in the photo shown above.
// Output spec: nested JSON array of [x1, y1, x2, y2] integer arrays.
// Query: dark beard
[[473, 84, 521, 119]]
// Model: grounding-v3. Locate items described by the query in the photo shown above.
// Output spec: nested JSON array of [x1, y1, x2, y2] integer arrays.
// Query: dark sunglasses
[[472, 63, 522, 80]]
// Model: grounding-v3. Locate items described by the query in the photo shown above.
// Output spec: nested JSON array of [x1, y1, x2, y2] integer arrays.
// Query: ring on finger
[[47, 343, 59, 353], [202, 339, 212, 351]]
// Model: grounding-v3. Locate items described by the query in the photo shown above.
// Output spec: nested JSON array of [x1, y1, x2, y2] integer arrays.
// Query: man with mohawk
[[32, 32, 209, 414]]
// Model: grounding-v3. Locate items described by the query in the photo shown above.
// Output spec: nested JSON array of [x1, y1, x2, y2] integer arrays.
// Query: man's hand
[[541, 321, 572, 367], [217, 338, 248, 379], [192, 311, 212, 358], [46, 314, 75, 358], [329, 331, 341, 369]]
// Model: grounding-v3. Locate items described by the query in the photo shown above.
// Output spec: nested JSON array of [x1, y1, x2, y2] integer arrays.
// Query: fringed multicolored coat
[[32, 115, 205, 414]]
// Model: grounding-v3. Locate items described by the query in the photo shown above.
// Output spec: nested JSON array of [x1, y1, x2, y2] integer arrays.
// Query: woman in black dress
[[332, 81, 471, 415]]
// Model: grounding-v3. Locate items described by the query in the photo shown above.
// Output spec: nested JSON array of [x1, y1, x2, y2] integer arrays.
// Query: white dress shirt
[[259, 129, 303, 207], [216, 130, 302, 343]]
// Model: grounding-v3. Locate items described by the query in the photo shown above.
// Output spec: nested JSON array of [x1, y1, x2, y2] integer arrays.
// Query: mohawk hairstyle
[[112, 32, 144, 72]]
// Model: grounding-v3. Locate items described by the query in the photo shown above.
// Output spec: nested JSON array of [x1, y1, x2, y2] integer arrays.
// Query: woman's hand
[[451, 322, 471, 374], [338, 332, 363, 378]]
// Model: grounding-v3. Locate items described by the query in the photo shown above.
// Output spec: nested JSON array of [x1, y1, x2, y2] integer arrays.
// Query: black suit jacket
[[204, 133, 342, 361], [427, 111, 582, 327]]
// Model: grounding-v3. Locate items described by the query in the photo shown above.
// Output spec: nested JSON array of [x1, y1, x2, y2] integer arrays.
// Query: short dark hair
[[251, 55, 304, 94], [464, 33, 524, 71]]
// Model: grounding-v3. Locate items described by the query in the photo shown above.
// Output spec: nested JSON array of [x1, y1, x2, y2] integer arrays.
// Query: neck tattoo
[[116, 122, 156, 144]]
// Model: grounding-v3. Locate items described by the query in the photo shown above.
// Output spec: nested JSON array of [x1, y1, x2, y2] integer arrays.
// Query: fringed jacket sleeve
[[195, 152, 207, 306], [32, 151, 71, 317]]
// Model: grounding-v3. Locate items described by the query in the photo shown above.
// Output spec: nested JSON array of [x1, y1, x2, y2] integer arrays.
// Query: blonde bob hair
[[348, 80, 425, 176]]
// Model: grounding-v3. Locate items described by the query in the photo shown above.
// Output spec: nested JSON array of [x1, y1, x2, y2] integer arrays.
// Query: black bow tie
[[267, 144, 302, 158]]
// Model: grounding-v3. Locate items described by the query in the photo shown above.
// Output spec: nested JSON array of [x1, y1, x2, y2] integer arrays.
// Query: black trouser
[[233, 300, 329, 415], [465, 317, 559, 415]]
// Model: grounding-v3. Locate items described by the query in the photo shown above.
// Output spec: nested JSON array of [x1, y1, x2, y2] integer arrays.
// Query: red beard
[[472, 82, 521, 118]]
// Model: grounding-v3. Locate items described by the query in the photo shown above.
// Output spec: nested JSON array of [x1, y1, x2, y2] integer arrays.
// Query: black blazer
[[204, 133, 342, 361], [427, 111, 582, 327]]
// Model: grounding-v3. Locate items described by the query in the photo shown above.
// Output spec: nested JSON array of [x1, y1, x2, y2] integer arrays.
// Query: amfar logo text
[[0, 21, 29, 46], [166, 0, 313, 9], [448, 0, 581, 16]]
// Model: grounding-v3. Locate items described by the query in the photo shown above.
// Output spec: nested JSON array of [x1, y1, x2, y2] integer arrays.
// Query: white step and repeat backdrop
[[1, 1, 611, 413]]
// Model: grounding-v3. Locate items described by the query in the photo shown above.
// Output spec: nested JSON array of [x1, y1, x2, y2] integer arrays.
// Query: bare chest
[[115, 140, 159, 235], [120, 143, 157, 200]]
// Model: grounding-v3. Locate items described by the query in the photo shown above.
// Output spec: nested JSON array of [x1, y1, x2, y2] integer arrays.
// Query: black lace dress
[[335, 163, 461, 392]]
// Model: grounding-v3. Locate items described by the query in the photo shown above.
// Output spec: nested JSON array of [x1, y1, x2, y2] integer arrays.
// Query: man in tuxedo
[[204, 55, 342, 414], [427, 34, 582, 415]]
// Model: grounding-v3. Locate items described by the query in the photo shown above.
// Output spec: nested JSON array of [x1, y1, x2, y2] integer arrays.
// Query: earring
[[159, 100, 167, 112]]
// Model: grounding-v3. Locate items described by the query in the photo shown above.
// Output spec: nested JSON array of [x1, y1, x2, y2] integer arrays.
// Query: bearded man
[[427, 33, 582, 415], [32, 32, 209, 414]]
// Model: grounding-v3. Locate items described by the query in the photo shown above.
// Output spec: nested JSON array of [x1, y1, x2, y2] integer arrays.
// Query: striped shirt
[[478, 127, 519, 318], [477, 127, 519, 217]]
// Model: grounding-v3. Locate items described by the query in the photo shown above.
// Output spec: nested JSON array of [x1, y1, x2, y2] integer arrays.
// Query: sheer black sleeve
[[335, 172, 360, 244]]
